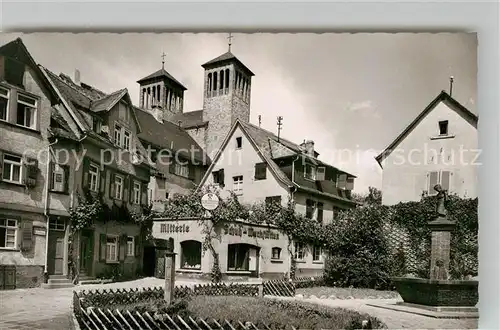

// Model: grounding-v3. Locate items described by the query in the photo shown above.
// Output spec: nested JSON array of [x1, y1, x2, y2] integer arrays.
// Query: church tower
[[137, 54, 187, 123], [201, 35, 255, 158]]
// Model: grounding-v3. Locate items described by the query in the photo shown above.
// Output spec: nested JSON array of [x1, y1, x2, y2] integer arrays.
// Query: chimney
[[74, 69, 81, 86], [300, 140, 315, 157]]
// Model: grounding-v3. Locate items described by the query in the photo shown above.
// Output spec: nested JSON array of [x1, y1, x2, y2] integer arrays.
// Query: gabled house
[[375, 90, 478, 206], [0, 38, 63, 290], [41, 67, 155, 283], [197, 119, 357, 277]]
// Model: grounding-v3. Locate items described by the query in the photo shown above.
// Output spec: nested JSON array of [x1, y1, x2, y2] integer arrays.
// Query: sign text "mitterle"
[[160, 223, 190, 234]]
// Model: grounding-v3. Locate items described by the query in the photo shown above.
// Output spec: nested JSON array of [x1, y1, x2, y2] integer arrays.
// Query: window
[[16, 94, 37, 129], [49, 218, 65, 231], [165, 192, 169, 200], [0, 219, 17, 249], [51, 163, 68, 192], [316, 166, 326, 181], [232, 175, 243, 194], [106, 236, 118, 262], [114, 124, 122, 146], [428, 170, 451, 195], [254, 162, 267, 180], [0, 86, 9, 121], [89, 164, 99, 192], [306, 199, 316, 219], [439, 120, 449, 135], [92, 117, 101, 133], [212, 169, 224, 187], [271, 247, 281, 260], [123, 131, 131, 150], [317, 202, 324, 223], [175, 162, 189, 178], [304, 163, 316, 180], [294, 242, 305, 260], [228, 244, 251, 271], [114, 175, 124, 200], [133, 181, 141, 204], [236, 137, 242, 149], [313, 246, 322, 262], [2, 154, 22, 183], [180, 240, 202, 269], [265, 196, 282, 213], [127, 236, 135, 257]]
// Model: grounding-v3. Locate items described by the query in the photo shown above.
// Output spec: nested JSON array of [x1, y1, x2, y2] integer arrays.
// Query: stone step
[[49, 274, 67, 280], [42, 282, 74, 289], [48, 278, 72, 284]]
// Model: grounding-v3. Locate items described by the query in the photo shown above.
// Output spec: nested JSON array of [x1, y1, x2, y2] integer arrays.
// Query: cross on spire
[[227, 33, 234, 52], [161, 52, 167, 70]]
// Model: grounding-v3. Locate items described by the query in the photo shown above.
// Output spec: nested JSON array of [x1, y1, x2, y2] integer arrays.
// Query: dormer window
[[439, 120, 449, 135], [16, 93, 37, 129], [92, 117, 102, 133], [114, 124, 122, 146], [236, 136, 242, 149], [0, 86, 9, 121], [304, 163, 316, 180], [114, 123, 131, 150]]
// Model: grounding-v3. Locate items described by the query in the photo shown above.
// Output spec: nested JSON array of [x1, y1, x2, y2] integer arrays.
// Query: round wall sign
[[201, 193, 220, 211]]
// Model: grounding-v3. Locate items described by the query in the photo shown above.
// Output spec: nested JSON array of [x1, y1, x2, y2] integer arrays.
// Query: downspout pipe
[[287, 154, 300, 280], [43, 137, 58, 282]]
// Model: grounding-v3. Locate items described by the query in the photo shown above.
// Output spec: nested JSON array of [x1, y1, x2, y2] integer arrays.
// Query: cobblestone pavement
[[0, 277, 208, 330], [274, 296, 479, 329], [1, 278, 479, 330]]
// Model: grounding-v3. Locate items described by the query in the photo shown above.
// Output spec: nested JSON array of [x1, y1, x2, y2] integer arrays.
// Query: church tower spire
[[200, 34, 254, 157]]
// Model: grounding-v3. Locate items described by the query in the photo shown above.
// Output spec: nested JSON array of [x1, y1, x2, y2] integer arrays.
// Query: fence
[[76, 306, 293, 330], [293, 276, 325, 289]]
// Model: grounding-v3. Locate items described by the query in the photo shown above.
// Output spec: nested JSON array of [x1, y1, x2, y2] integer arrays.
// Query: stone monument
[[391, 185, 478, 312]]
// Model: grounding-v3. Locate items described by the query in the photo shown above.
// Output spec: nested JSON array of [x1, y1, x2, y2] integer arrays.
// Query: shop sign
[[160, 223, 190, 234], [224, 225, 279, 240]]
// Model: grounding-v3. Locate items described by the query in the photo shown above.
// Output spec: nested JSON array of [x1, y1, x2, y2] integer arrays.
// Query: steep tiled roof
[[90, 89, 127, 112], [135, 107, 210, 165], [49, 107, 78, 140], [241, 121, 355, 177], [170, 110, 208, 129], [201, 51, 254, 76], [137, 68, 187, 90]]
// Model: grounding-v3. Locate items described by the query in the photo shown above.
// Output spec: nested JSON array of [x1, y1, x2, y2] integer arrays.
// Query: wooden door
[[48, 231, 65, 275], [79, 233, 93, 274]]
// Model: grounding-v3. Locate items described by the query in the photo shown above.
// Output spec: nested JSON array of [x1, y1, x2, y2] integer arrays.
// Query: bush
[[323, 205, 392, 290]]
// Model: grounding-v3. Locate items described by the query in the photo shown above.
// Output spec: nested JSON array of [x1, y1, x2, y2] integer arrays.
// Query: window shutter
[[21, 221, 33, 251], [345, 177, 354, 191], [134, 235, 140, 257], [119, 235, 126, 261], [100, 168, 106, 193], [99, 234, 106, 262], [169, 159, 176, 174], [337, 174, 347, 189], [441, 171, 451, 192], [316, 167, 326, 181], [0, 150, 3, 177], [188, 164, 195, 180], [141, 182, 148, 205], [109, 172, 115, 198], [82, 158, 90, 189], [49, 162, 55, 190], [428, 171, 439, 194], [129, 178, 134, 203], [254, 163, 267, 180], [219, 169, 225, 187], [62, 165, 69, 193], [123, 175, 129, 202], [317, 203, 324, 222]]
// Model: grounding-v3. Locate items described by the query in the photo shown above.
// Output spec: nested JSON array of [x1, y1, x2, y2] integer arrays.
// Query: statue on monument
[[434, 184, 447, 217]]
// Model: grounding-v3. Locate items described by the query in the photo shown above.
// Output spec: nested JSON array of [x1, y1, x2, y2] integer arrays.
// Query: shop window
[[180, 240, 202, 269]]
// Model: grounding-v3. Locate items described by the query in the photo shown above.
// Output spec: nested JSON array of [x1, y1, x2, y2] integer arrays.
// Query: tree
[[352, 186, 382, 206]]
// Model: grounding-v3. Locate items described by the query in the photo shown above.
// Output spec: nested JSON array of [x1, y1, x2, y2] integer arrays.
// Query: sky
[[0, 33, 477, 194]]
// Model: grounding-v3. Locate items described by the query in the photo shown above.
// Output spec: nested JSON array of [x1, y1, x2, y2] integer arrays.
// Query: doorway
[[79, 230, 93, 276], [47, 217, 66, 275], [143, 246, 157, 277]]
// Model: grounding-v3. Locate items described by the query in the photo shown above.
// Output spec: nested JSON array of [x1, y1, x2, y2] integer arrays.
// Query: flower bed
[[296, 286, 400, 300]]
